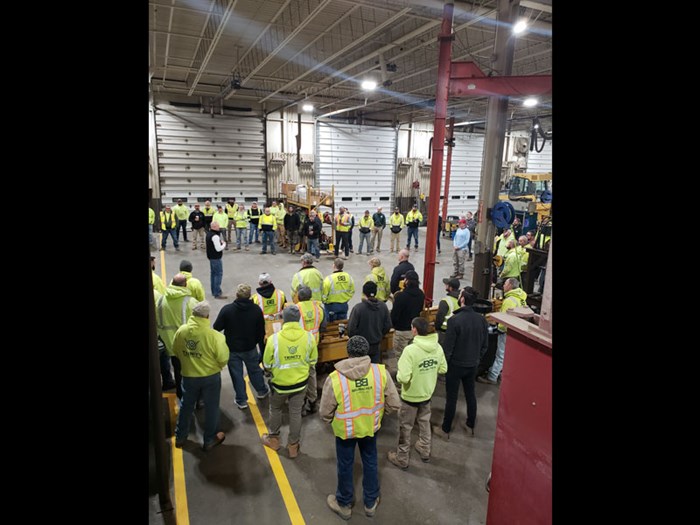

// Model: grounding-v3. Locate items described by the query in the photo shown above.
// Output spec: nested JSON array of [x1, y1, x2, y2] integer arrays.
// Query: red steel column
[[441, 117, 455, 222], [422, 0, 454, 307]]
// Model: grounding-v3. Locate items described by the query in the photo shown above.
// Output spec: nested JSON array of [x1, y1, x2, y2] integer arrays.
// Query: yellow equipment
[[499, 172, 552, 221]]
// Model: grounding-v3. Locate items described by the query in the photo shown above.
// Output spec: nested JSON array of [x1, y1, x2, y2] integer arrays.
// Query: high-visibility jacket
[[253, 289, 286, 316], [234, 210, 249, 228], [364, 267, 390, 302], [172, 315, 229, 377], [152, 270, 166, 295], [263, 323, 318, 394], [500, 248, 521, 280], [156, 285, 196, 355], [160, 211, 176, 230], [494, 234, 511, 258], [335, 213, 351, 232], [516, 245, 529, 271], [149, 208, 155, 225], [322, 271, 355, 304], [498, 287, 528, 332], [439, 295, 460, 330], [181, 271, 205, 302], [358, 216, 374, 231], [330, 363, 387, 439], [226, 203, 238, 219], [258, 213, 277, 231], [275, 206, 286, 224], [202, 206, 215, 217], [535, 231, 551, 250], [389, 213, 405, 229], [212, 211, 228, 229], [292, 267, 324, 302], [405, 210, 423, 227], [297, 299, 325, 343], [173, 204, 190, 221]]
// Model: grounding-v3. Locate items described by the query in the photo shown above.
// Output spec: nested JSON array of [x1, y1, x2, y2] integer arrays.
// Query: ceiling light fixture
[[523, 98, 538, 107], [513, 20, 527, 34], [361, 79, 378, 91], [302, 103, 314, 112]]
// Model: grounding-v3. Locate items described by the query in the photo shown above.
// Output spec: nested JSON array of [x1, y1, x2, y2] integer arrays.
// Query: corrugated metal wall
[[154, 105, 266, 207], [526, 139, 552, 173], [266, 152, 315, 202], [439, 132, 485, 217], [316, 122, 397, 217]]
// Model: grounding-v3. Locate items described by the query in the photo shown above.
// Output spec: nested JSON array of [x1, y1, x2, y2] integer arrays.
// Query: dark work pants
[[368, 343, 381, 363], [441, 364, 477, 432], [335, 231, 350, 257]]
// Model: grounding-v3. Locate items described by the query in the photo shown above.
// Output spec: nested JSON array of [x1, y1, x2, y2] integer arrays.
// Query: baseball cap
[[258, 272, 272, 284], [442, 277, 460, 289], [459, 219, 467, 224]]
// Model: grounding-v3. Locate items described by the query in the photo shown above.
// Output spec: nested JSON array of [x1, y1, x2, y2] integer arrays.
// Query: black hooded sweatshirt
[[213, 297, 266, 353], [347, 297, 392, 345]]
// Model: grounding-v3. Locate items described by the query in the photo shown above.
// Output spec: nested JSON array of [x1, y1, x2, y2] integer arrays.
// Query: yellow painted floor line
[[159, 240, 167, 284], [245, 377, 306, 525], [165, 393, 190, 525]]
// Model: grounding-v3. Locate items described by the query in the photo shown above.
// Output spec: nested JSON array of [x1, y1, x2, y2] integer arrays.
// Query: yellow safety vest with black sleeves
[[258, 213, 277, 231], [292, 267, 324, 302], [358, 216, 374, 232], [389, 213, 405, 232], [226, 203, 238, 219], [322, 271, 355, 304], [253, 289, 286, 317], [330, 363, 387, 439], [234, 210, 249, 228], [364, 267, 390, 302], [297, 299, 325, 343], [405, 210, 423, 227], [160, 211, 176, 230], [335, 213, 351, 232], [440, 295, 460, 330], [263, 323, 318, 395]]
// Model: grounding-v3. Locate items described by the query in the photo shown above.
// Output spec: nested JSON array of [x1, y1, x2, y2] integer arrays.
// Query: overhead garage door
[[316, 122, 397, 217], [526, 140, 552, 173], [440, 132, 485, 217], [154, 105, 266, 207]]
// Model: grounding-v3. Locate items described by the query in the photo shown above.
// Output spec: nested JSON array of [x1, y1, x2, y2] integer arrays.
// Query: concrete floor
[[149, 228, 500, 524]]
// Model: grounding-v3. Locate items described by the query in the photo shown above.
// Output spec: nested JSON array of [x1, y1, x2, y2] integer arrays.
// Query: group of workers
[[152, 230, 532, 520]]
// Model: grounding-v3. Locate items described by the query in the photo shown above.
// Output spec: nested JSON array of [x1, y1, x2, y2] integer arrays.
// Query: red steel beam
[[441, 117, 455, 223], [449, 61, 551, 97]]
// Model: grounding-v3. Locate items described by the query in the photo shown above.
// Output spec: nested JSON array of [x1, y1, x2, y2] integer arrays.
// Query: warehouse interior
[[148, 1, 552, 524]]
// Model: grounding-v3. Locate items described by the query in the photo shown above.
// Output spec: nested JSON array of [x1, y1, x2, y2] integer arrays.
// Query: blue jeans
[[236, 227, 248, 249], [406, 227, 419, 248], [358, 231, 371, 254], [227, 348, 269, 405], [325, 302, 348, 322], [307, 238, 320, 258], [175, 373, 222, 447], [161, 229, 179, 249], [488, 332, 507, 381], [248, 223, 259, 243], [149, 226, 154, 248], [209, 258, 223, 297], [261, 230, 276, 254], [335, 435, 379, 508]]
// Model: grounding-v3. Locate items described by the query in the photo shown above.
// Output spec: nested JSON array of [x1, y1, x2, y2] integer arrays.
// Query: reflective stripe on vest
[[156, 294, 193, 330], [256, 289, 283, 315], [326, 273, 353, 302], [441, 295, 460, 330], [333, 364, 385, 439], [271, 331, 314, 371], [298, 301, 322, 338]]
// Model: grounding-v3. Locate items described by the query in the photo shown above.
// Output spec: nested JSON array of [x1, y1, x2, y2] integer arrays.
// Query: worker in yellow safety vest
[[173, 199, 190, 243], [498, 239, 521, 284], [225, 197, 238, 245], [179, 259, 205, 302], [233, 204, 249, 251], [151, 255, 166, 295], [364, 257, 390, 302], [258, 207, 278, 255], [322, 257, 355, 322], [435, 277, 460, 347], [252, 272, 287, 319], [334, 206, 352, 258], [405, 204, 423, 251], [320, 335, 400, 520], [202, 200, 215, 231], [261, 305, 318, 459], [295, 285, 326, 417], [160, 205, 180, 251], [149, 207, 156, 249], [212, 205, 229, 249], [389, 206, 405, 253], [291, 253, 324, 302]]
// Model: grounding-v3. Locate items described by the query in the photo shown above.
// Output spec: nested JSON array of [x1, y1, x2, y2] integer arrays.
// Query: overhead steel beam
[[183, 0, 219, 87], [258, 7, 412, 103], [188, 0, 238, 96], [521, 1, 552, 14], [224, 0, 329, 100], [161, 0, 177, 85]]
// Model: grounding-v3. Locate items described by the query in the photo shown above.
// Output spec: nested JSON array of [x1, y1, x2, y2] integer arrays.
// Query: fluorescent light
[[302, 104, 314, 112], [513, 20, 527, 34], [523, 98, 538, 107], [361, 80, 377, 90]]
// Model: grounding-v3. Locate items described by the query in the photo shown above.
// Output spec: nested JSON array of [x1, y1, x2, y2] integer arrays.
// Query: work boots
[[261, 433, 280, 451], [287, 441, 300, 459]]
